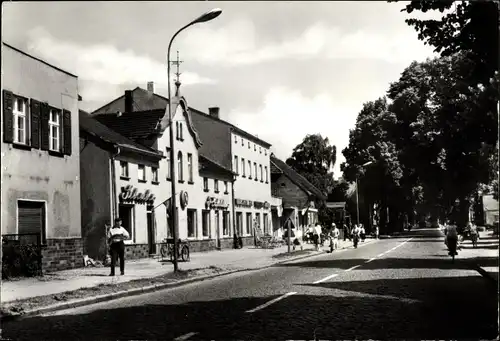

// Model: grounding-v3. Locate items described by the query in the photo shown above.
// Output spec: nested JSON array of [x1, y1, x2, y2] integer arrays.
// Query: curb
[[2, 239, 378, 322], [472, 263, 498, 287]]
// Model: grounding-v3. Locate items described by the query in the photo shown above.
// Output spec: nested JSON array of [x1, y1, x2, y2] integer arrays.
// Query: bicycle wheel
[[160, 244, 168, 259], [181, 245, 190, 262]]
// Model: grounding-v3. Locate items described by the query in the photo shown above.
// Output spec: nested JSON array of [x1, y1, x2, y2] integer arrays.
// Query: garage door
[[18, 200, 45, 244]]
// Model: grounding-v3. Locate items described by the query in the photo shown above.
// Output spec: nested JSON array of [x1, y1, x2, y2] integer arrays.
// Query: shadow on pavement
[[277, 256, 499, 271], [3, 275, 497, 340]]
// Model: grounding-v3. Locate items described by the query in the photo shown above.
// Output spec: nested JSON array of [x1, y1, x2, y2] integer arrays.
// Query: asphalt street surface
[[3, 228, 498, 340]]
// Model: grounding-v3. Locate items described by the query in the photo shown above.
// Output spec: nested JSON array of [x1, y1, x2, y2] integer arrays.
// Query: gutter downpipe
[[232, 173, 238, 248], [106, 145, 121, 263]]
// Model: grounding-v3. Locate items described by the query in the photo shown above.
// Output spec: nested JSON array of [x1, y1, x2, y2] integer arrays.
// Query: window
[[223, 211, 230, 236], [241, 138, 244, 146], [203, 177, 209, 191], [246, 212, 252, 235], [176, 122, 184, 140], [265, 149, 267, 156], [187, 153, 193, 182], [176, 122, 179, 140], [224, 181, 228, 194], [138, 164, 146, 182], [236, 212, 243, 235], [214, 179, 219, 193], [254, 144, 256, 151], [248, 160, 252, 179], [180, 122, 184, 140], [177, 151, 184, 182], [260, 147, 262, 154], [119, 204, 134, 242], [248, 141, 250, 148], [254, 162, 258, 181], [166, 148, 171, 179], [255, 213, 261, 233], [13, 96, 28, 144], [234, 135, 238, 143], [187, 209, 197, 238], [49, 109, 61, 151], [260, 164, 263, 182], [120, 161, 129, 178], [18, 200, 46, 244], [241, 158, 246, 177], [151, 167, 159, 183], [263, 213, 269, 235], [202, 210, 210, 237], [234, 155, 239, 174], [265, 166, 268, 183]]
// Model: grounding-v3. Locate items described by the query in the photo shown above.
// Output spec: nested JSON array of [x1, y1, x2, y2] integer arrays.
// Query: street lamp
[[356, 161, 373, 226], [167, 8, 222, 272]]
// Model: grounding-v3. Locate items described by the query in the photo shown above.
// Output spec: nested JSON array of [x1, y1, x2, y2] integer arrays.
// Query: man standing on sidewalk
[[108, 218, 130, 276]]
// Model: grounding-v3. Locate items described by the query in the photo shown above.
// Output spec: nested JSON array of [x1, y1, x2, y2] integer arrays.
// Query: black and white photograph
[[1, 1, 498, 340]]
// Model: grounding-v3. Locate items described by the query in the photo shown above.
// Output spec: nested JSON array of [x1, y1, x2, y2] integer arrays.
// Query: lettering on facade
[[206, 197, 229, 210], [119, 185, 155, 204], [235, 199, 253, 208], [254, 201, 271, 210]]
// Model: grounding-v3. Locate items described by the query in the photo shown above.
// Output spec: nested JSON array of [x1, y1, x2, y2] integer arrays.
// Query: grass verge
[[272, 250, 315, 259]]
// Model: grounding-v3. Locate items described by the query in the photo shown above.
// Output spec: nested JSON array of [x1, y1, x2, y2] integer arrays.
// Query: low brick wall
[[188, 239, 217, 252], [125, 244, 149, 260], [219, 237, 234, 250], [42, 238, 84, 272], [241, 236, 255, 247]]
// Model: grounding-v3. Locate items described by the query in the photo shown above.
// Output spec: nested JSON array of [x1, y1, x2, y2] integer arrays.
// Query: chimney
[[125, 90, 133, 113], [147, 81, 155, 93], [208, 107, 220, 119]]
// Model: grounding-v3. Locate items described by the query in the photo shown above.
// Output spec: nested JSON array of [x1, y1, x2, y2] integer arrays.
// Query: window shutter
[[2, 90, 14, 143], [40, 103, 50, 151], [62, 109, 72, 155], [30, 99, 41, 149]]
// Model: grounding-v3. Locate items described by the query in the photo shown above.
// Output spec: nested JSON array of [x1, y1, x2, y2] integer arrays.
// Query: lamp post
[[356, 161, 373, 226], [167, 8, 222, 272]]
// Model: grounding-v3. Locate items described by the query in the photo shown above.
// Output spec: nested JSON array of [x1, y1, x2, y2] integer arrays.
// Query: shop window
[[224, 181, 228, 194], [202, 210, 210, 237], [17, 200, 46, 245], [214, 179, 219, 193], [246, 212, 252, 235], [187, 153, 193, 183], [263, 213, 269, 235], [120, 161, 129, 178], [138, 164, 146, 182], [177, 151, 184, 182], [223, 211, 230, 236], [203, 177, 209, 192], [254, 162, 258, 181], [248, 160, 252, 179], [49, 109, 61, 152], [241, 158, 246, 177], [187, 209, 197, 238], [166, 148, 171, 180], [13, 96, 29, 145], [151, 167, 159, 184], [119, 204, 134, 242], [234, 155, 239, 174]]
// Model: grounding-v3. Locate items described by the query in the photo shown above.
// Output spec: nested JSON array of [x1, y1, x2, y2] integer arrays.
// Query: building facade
[[1, 43, 82, 271]]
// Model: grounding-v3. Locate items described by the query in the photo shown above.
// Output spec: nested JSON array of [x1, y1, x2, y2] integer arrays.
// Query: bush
[[2, 242, 42, 279]]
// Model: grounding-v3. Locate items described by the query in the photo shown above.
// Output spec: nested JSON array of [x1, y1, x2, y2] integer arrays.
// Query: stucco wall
[[1, 44, 81, 240], [80, 137, 111, 260]]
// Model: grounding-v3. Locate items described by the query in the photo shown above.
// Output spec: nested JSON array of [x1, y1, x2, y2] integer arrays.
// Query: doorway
[[215, 211, 221, 249], [118, 204, 133, 241], [147, 206, 156, 255]]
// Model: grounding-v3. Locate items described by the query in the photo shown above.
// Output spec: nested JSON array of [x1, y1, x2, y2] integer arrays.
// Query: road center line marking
[[174, 332, 198, 341], [313, 273, 339, 284], [365, 257, 376, 263], [246, 292, 297, 313], [345, 265, 361, 272], [377, 253, 385, 257]]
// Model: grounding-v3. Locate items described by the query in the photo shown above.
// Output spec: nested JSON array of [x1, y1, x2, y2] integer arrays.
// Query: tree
[[391, 0, 498, 87]]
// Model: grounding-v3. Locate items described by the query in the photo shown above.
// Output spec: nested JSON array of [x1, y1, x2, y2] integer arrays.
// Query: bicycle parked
[[160, 238, 190, 262]]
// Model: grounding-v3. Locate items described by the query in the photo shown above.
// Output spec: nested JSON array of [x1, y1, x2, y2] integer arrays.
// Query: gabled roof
[[92, 87, 272, 148], [79, 110, 162, 158], [199, 154, 235, 178], [270, 154, 327, 200], [94, 109, 165, 142], [270, 161, 283, 174]]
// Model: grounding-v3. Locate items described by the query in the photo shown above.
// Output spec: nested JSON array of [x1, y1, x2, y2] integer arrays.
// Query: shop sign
[[206, 197, 228, 210], [235, 199, 253, 208], [180, 191, 189, 210], [119, 185, 155, 204], [254, 201, 271, 210]]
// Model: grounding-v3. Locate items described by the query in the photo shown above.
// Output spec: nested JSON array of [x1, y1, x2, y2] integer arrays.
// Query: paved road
[[3, 228, 498, 340]]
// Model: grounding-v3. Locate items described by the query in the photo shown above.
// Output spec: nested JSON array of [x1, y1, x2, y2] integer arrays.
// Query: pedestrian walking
[[352, 224, 361, 248], [313, 222, 322, 251], [108, 218, 130, 276], [330, 223, 340, 252], [375, 225, 379, 239], [360, 224, 366, 242]]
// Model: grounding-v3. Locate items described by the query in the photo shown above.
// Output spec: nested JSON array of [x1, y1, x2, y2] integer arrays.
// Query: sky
[[2, 1, 443, 178]]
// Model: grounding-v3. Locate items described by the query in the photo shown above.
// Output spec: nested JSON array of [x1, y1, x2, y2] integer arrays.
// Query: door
[[118, 204, 133, 242], [18, 200, 45, 245], [147, 206, 156, 255], [215, 211, 221, 249]]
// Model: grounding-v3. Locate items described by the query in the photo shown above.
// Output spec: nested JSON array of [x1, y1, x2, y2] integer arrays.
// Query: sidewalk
[[459, 230, 499, 283], [2, 238, 358, 303]]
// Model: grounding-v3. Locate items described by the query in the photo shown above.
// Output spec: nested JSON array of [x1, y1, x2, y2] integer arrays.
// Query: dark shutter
[[3, 90, 14, 143], [40, 103, 50, 151], [62, 109, 72, 155], [18, 201, 45, 244], [25, 99, 30, 146], [30, 99, 41, 149]]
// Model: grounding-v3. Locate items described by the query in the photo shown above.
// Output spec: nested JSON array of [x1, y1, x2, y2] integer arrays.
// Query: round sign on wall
[[180, 191, 189, 210]]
